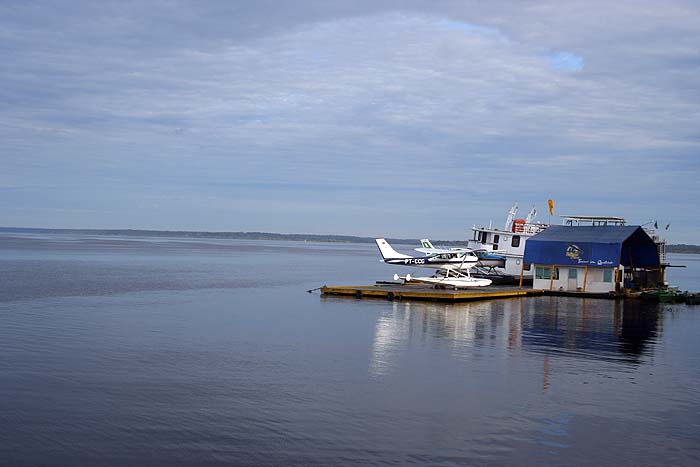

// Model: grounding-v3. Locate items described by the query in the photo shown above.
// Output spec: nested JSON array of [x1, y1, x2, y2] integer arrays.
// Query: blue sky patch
[[548, 51, 585, 72]]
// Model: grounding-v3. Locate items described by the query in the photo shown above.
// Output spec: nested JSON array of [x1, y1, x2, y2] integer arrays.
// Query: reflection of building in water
[[369, 297, 662, 376], [616, 299, 662, 356], [520, 297, 661, 363]]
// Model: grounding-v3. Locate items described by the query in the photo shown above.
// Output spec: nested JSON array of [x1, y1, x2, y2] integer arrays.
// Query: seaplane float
[[374, 238, 504, 288]]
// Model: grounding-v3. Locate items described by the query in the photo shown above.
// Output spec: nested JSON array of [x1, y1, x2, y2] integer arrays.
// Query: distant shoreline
[[0, 226, 432, 246], [667, 245, 700, 254], [1, 226, 698, 253]]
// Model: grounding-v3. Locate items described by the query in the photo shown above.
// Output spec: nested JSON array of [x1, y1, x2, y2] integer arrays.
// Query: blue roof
[[523, 225, 659, 268]]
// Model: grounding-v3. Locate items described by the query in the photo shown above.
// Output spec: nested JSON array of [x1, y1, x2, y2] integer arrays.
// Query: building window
[[536, 267, 547, 279], [568, 268, 578, 279], [535, 266, 559, 280], [603, 269, 613, 282], [511, 236, 521, 248]]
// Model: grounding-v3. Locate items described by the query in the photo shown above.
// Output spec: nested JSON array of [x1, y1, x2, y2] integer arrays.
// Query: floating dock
[[320, 283, 700, 304], [321, 284, 543, 303]]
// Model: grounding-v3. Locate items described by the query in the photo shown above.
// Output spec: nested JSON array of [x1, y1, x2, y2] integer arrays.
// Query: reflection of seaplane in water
[[374, 238, 496, 288]]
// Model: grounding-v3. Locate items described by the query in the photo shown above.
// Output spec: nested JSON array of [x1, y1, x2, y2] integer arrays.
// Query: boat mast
[[525, 206, 537, 224], [504, 203, 518, 231]]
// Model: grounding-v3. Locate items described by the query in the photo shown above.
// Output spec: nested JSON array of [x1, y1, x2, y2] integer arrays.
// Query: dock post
[[549, 264, 555, 291], [519, 261, 525, 289], [583, 266, 588, 292]]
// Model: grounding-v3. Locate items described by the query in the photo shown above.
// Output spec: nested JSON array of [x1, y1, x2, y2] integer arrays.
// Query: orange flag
[[548, 199, 555, 216]]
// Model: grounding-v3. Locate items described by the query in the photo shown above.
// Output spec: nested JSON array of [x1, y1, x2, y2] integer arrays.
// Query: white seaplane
[[375, 238, 492, 288], [419, 239, 507, 269]]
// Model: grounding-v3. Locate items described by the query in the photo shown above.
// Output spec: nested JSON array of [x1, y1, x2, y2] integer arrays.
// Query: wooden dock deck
[[321, 284, 544, 303], [320, 283, 699, 304]]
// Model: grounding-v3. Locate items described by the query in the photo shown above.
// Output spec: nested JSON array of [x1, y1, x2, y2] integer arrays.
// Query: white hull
[[501, 253, 529, 277], [467, 231, 541, 279]]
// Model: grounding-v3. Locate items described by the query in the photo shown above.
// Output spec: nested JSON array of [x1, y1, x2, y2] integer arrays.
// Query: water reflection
[[523, 297, 661, 363], [369, 297, 662, 376], [617, 299, 662, 356], [369, 302, 412, 377]]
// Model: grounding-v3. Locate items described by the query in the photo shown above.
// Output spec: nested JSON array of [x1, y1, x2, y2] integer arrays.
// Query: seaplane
[[375, 238, 493, 288], [419, 239, 506, 269]]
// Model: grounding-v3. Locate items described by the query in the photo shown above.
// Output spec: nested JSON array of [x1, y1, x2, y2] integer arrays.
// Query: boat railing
[[646, 231, 667, 264], [520, 223, 548, 235]]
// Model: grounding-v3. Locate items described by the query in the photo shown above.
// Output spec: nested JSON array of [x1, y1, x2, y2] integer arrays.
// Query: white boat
[[466, 203, 548, 282]]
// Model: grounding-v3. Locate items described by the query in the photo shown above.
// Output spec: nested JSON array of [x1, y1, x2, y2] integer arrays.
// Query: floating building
[[522, 225, 661, 293]]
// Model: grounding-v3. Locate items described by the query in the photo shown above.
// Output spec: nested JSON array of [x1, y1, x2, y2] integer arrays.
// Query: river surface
[[1, 234, 699, 466]]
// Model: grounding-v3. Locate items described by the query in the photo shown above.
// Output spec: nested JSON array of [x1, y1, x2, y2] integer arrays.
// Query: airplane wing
[[414, 247, 473, 255], [416, 238, 472, 255], [414, 247, 456, 255], [469, 248, 507, 255]]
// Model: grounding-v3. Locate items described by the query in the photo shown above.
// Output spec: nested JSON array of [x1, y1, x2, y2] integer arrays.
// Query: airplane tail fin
[[420, 239, 435, 249], [375, 238, 411, 259]]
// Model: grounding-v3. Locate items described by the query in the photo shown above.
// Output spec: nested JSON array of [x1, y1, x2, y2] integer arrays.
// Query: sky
[[1, 0, 699, 242]]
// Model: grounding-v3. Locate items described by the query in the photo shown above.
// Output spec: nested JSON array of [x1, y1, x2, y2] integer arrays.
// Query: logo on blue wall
[[566, 244, 582, 260]]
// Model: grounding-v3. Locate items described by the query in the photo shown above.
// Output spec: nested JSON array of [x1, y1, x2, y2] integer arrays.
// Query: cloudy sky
[[2, 0, 698, 241]]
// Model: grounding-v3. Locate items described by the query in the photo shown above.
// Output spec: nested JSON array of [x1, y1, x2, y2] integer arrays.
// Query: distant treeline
[[667, 244, 700, 254], [1, 227, 697, 252], [0, 227, 440, 246]]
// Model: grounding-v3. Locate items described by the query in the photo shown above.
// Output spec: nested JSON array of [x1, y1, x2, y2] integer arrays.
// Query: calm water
[[1, 234, 699, 466]]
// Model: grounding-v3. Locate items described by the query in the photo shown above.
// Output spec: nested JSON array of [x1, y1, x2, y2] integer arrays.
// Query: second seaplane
[[375, 238, 493, 288]]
